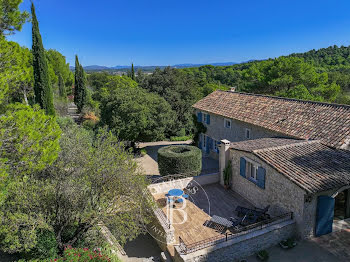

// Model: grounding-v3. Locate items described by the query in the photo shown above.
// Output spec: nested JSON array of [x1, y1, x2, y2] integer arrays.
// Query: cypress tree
[[131, 63, 135, 80], [31, 3, 55, 115], [58, 73, 66, 98], [74, 55, 87, 112]]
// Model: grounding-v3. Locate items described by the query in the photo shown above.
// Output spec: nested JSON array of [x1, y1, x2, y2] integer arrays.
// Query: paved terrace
[[136, 141, 219, 177], [153, 183, 254, 245]]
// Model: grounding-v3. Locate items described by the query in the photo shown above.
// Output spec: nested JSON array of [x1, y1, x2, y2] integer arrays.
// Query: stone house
[[193, 90, 350, 238]]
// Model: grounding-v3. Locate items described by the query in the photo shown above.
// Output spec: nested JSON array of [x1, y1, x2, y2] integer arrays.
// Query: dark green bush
[[30, 230, 58, 259], [158, 145, 202, 176]]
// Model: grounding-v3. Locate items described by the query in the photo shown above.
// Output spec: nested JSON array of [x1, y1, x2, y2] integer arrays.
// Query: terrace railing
[[154, 208, 171, 230], [178, 212, 293, 255]]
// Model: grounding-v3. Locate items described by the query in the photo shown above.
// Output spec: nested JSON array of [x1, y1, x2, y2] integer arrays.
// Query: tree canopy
[[0, 0, 29, 35]]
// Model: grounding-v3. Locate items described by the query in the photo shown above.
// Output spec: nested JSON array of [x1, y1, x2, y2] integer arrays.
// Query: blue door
[[315, 196, 335, 237]]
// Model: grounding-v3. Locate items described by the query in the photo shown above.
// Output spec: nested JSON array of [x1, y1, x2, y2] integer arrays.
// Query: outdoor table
[[168, 189, 184, 197]]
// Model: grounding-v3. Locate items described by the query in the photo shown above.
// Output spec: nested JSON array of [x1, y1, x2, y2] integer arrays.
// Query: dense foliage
[[158, 145, 202, 177], [139, 67, 203, 136], [99, 83, 175, 144], [0, 0, 29, 35], [0, 121, 152, 256], [31, 3, 55, 115]]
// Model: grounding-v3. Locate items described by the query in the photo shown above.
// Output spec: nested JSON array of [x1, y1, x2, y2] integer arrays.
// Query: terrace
[[153, 183, 254, 245], [149, 177, 294, 260]]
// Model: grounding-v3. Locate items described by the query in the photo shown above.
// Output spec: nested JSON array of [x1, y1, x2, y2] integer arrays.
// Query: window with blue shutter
[[257, 166, 266, 189], [207, 114, 210, 125], [197, 112, 202, 122], [240, 157, 246, 178], [216, 141, 220, 153]]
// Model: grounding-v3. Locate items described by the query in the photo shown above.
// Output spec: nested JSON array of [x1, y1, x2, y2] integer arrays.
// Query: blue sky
[[8, 0, 350, 66]]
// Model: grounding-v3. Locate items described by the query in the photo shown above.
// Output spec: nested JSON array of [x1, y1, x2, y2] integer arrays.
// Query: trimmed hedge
[[158, 145, 202, 177]]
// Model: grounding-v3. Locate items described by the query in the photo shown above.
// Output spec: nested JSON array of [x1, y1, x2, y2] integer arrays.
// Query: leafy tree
[[100, 84, 175, 144], [140, 67, 200, 135], [0, 37, 33, 109], [0, 124, 151, 254], [46, 49, 73, 87], [0, 104, 61, 204], [31, 3, 55, 115], [74, 55, 87, 112], [0, 0, 29, 35]]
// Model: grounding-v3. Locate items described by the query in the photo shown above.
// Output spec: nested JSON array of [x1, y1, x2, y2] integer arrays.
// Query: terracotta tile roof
[[230, 137, 303, 152], [193, 91, 350, 149], [235, 139, 350, 194]]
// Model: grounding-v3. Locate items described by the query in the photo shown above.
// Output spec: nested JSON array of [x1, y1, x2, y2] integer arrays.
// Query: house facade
[[193, 90, 350, 239]]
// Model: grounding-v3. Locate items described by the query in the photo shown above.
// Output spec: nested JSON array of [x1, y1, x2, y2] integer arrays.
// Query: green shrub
[[257, 250, 269, 261], [170, 135, 193, 141], [30, 230, 58, 260], [54, 246, 113, 261], [140, 148, 147, 156], [158, 145, 202, 176]]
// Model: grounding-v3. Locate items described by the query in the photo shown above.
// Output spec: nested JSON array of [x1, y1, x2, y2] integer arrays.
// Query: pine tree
[[74, 55, 87, 112], [131, 63, 135, 80], [58, 73, 66, 98], [31, 3, 55, 116]]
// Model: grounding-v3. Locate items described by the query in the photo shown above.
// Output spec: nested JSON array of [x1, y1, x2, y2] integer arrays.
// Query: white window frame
[[245, 158, 259, 181], [203, 113, 208, 123], [224, 118, 231, 129], [245, 128, 251, 139], [213, 139, 218, 151]]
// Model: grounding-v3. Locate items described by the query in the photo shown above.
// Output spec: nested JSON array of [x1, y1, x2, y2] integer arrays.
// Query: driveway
[[136, 141, 219, 177]]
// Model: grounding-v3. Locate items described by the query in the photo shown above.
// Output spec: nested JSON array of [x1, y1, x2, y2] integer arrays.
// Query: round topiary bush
[[158, 145, 202, 177]]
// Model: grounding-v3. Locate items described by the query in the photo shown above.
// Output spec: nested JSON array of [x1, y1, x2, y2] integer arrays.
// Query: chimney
[[230, 87, 236, 92]]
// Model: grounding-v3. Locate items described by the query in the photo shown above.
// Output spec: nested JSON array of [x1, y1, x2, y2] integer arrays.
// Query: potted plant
[[223, 160, 232, 189], [257, 250, 269, 261], [279, 238, 297, 249]]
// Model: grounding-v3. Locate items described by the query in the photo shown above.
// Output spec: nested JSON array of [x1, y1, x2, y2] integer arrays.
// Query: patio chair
[[182, 194, 189, 199], [176, 198, 184, 203], [235, 205, 270, 217]]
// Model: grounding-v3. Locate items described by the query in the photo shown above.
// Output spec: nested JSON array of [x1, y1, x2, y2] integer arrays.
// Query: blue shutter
[[257, 167, 266, 189], [240, 157, 246, 178], [216, 141, 220, 153], [198, 134, 202, 149], [316, 196, 335, 236], [207, 114, 210, 125], [197, 112, 202, 122]]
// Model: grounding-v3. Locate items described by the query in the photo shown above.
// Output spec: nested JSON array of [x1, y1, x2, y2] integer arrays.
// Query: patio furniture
[[229, 215, 247, 227], [176, 198, 184, 203], [182, 194, 189, 199], [210, 215, 233, 228], [235, 205, 270, 217], [168, 189, 184, 197]]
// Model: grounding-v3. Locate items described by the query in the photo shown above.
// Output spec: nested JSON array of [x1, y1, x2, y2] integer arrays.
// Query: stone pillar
[[219, 139, 231, 186]]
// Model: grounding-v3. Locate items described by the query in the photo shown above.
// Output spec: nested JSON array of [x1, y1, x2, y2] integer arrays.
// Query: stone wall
[[196, 109, 287, 144], [174, 220, 295, 262], [147, 208, 175, 251], [230, 149, 307, 237], [148, 173, 220, 195]]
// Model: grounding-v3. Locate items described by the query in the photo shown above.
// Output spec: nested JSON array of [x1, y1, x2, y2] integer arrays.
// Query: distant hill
[[70, 62, 238, 72]]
